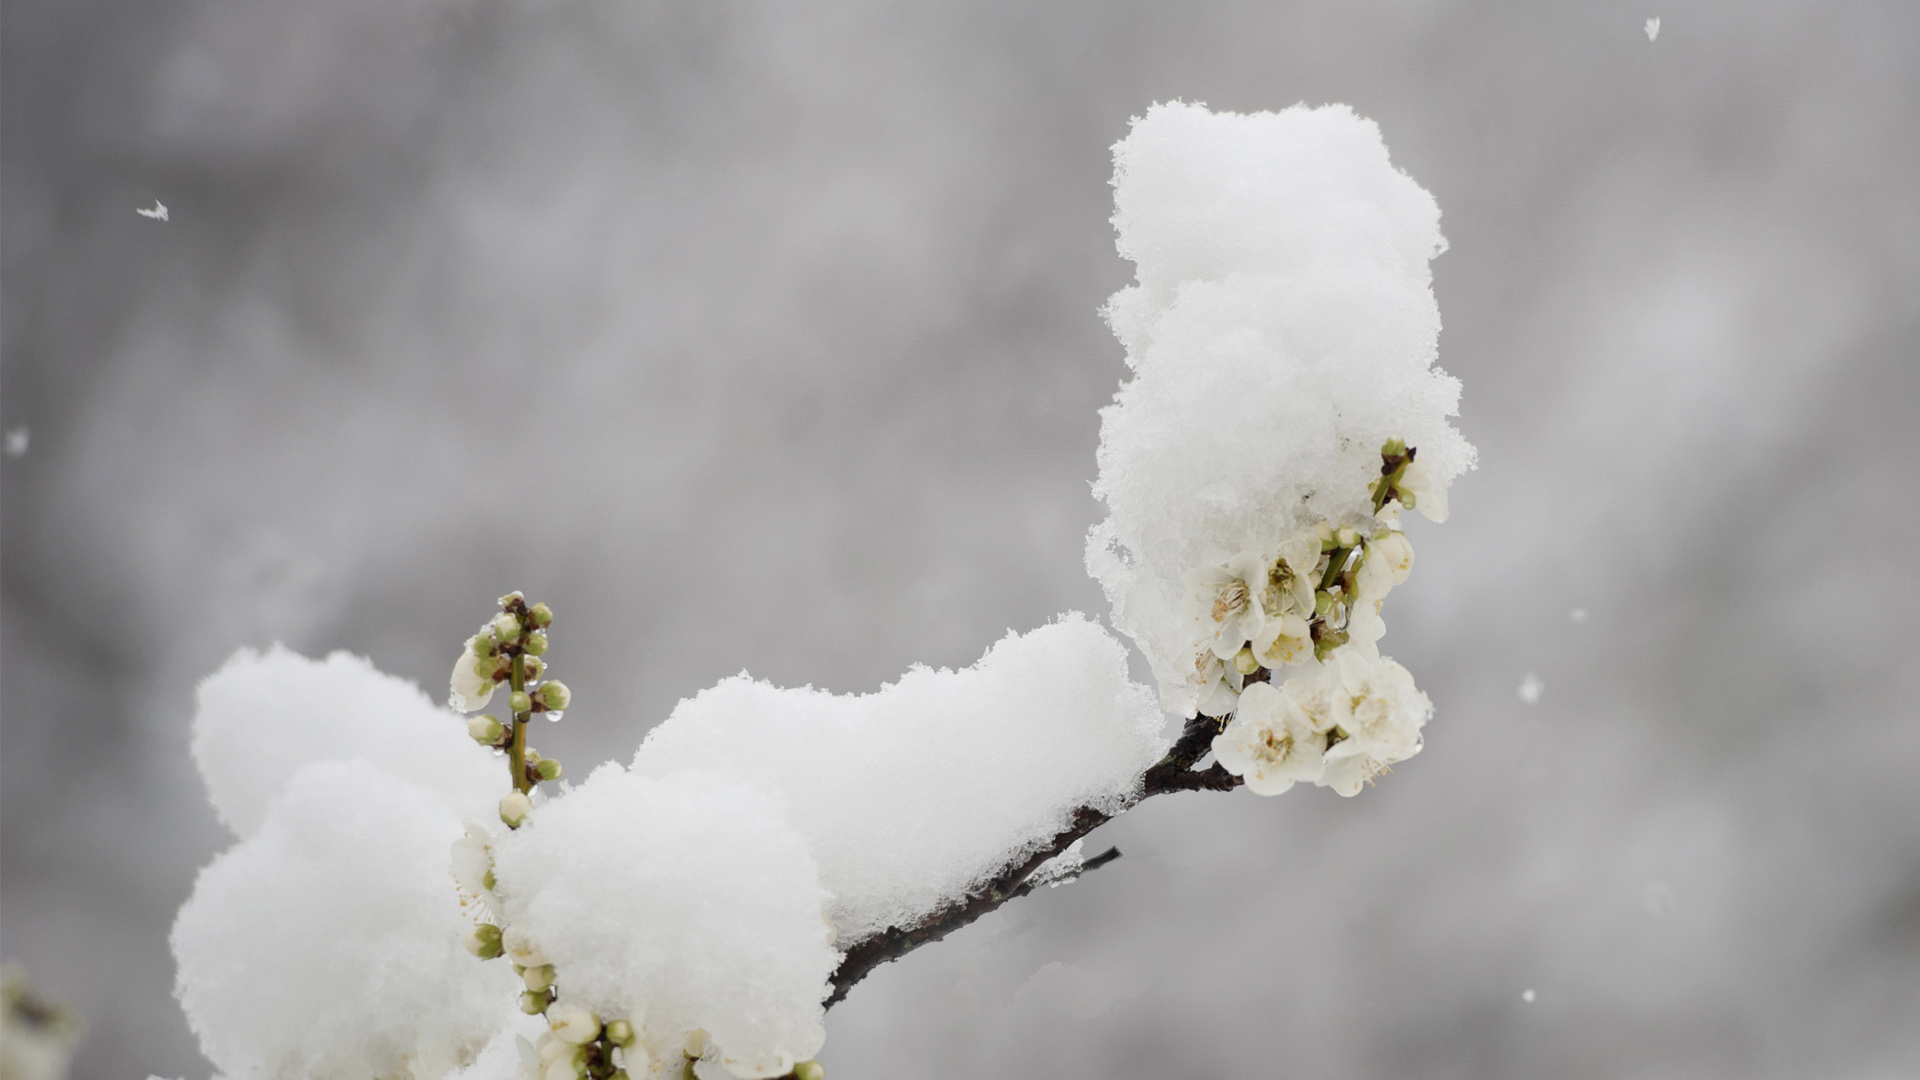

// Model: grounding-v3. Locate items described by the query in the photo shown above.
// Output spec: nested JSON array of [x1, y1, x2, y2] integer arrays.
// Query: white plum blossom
[[1179, 551, 1270, 660], [1313, 649, 1431, 797], [451, 635, 497, 712], [1212, 681, 1329, 795], [1249, 531, 1320, 667], [1396, 457, 1449, 523], [1355, 530, 1414, 602], [1191, 649, 1243, 718], [450, 820, 501, 921]]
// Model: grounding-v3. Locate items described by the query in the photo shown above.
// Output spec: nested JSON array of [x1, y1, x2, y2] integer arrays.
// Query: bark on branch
[[825, 714, 1239, 1006]]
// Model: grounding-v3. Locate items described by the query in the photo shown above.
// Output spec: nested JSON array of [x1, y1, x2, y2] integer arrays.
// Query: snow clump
[[633, 614, 1168, 944], [172, 760, 523, 1080], [489, 767, 837, 1079], [1086, 101, 1474, 719], [192, 645, 503, 838]]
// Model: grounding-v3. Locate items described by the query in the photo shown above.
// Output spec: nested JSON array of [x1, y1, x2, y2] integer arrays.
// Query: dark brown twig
[[825, 714, 1241, 1005]]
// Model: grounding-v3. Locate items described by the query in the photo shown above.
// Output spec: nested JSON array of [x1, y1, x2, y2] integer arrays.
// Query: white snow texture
[[633, 613, 1167, 944], [172, 760, 523, 1080], [192, 645, 502, 839], [1088, 101, 1474, 717], [490, 767, 837, 1078]]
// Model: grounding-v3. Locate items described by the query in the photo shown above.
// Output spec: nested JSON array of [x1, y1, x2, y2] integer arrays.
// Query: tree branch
[[825, 714, 1241, 1006]]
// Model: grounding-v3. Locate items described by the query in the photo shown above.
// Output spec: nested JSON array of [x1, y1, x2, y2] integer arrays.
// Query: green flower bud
[[1381, 436, 1407, 458], [510, 691, 533, 715], [522, 655, 545, 681], [1316, 521, 1336, 548], [1336, 525, 1361, 548], [465, 923, 504, 959], [492, 613, 523, 643], [472, 635, 496, 659], [537, 681, 572, 711], [521, 989, 551, 1015], [483, 868, 496, 891], [605, 1019, 636, 1048], [1315, 591, 1336, 618], [1232, 647, 1260, 676], [500, 791, 533, 828], [536, 758, 564, 781], [794, 1062, 825, 1080], [524, 631, 550, 656], [523, 964, 556, 993], [468, 714, 505, 745], [529, 602, 554, 628], [499, 590, 526, 609]]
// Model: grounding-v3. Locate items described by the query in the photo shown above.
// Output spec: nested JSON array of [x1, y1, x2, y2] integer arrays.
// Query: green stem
[[509, 653, 530, 795]]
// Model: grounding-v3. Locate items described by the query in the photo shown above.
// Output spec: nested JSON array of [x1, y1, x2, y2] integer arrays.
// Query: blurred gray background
[[5, 0, 1919, 1077]]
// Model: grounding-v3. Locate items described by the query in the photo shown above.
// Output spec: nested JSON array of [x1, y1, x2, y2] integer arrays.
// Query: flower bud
[[468, 714, 505, 745], [492, 613, 523, 643], [1380, 436, 1407, 458], [538, 1034, 570, 1062], [1315, 590, 1336, 617], [684, 1029, 708, 1058], [510, 691, 534, 715], [1315, 521, 1335, 547], [536, 758, 564, 781], [523, 964, 556, 993], [483, 868, 496, 891], [522, 989, 552, 1015], [1336, 525, 1361, 548], [500, 791, 533, 828], [524, 631, 550, 656], [541, 1053, 583, 1080], [505, 925, 551, 967], [530, 602, 554, 627], [1232, 647, 1260, 676], [550, 1003, 602, 1045], [605, 1019, 636, 1048], [794, 1062, 825, 1080], [522, 655, 545, 681], [471, 635, 496, 659], [537, 681, 572, 711], [499, 590, 526, 609], [464, 923, 504, 959]]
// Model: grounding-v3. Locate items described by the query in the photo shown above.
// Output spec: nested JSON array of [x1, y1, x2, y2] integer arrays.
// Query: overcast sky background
[[5, 0, 1920, 1078]]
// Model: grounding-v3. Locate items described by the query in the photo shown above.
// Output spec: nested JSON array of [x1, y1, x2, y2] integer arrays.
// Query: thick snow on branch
[[632, 614, 1166, 944], [192, 646, 502, 838], [490, 767, 836, 1079], [172, 760, 522, 1080], [1088, 102, 1474, 718]]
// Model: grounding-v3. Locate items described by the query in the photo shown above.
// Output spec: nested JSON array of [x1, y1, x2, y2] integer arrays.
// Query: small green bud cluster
[[529, 1004, 642, 1080], [1369, 437, 1417, 512]]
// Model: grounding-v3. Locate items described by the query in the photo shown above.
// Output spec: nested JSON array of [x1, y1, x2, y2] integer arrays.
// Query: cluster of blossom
[[1184, 440, 1441, 795], [1086, 102, 1472, 796]]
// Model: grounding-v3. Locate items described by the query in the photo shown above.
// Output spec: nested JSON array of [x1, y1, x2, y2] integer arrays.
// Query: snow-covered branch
[[166, 100, 1471, 1080]]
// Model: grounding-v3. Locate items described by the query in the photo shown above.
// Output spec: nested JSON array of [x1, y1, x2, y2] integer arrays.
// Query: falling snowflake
[[1645, 17, 1660, 41], [1517, 674, 1544, 705], [137, 201, 169, 222], [4, 429, 27, 457], [1521, 989, 1536, 1003], [1569, 608, 1587, 623]]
